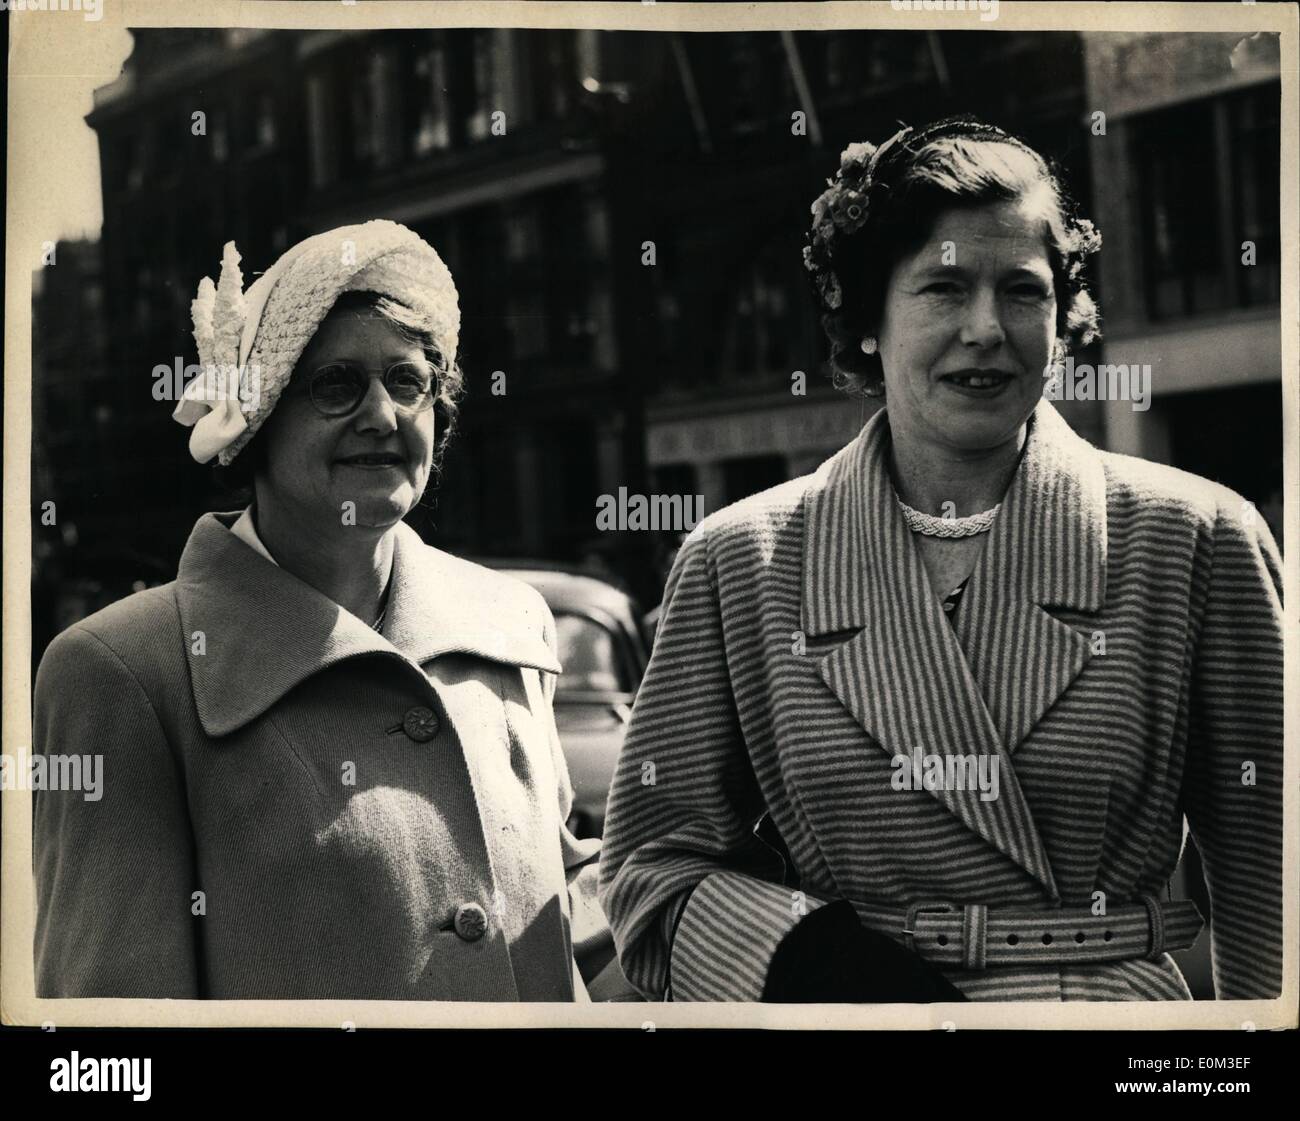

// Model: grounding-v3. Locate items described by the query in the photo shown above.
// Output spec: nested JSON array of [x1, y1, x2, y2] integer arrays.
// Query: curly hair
[[213, 289, 466, 495], [806, 116, 1102, 398]]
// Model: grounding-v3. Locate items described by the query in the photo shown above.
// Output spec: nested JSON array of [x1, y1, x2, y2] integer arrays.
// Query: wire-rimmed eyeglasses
[[298, 361, 439, 418]]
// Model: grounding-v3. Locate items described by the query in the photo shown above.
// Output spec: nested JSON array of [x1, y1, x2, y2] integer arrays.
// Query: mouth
[[939, 369, 1017, 396], [335, 452, 405, 470]]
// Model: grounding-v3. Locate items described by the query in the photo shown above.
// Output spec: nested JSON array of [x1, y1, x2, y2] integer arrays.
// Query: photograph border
[[4, 0, 1297, 1030]]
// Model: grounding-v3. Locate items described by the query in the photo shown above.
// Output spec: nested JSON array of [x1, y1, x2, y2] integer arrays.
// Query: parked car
[[482, 562, 650, 838]]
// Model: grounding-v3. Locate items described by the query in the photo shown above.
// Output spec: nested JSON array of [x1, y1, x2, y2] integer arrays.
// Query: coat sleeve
[[32, 626, 201, 998], [1182, 503, 1285, 1000], [597, 526, 832, 1000]]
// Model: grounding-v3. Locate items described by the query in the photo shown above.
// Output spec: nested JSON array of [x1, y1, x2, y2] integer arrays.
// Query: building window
[[254, 93, 276, 149], [722, 455, 787, 505], [504, 201, 545, 359], [350, 76, 373, 167], [343, 50, 397, 172], [506, 202, 542, 264], [729, 36, 764, 134], [725, 244, 802, 377], [368, 48, 401, 170], [585, 195, 610, 259], [538, 422, 598, 555], [585, 196, 616, 371], [465, 30, 501, 142], [652, 464, 698, 501], [509, 291, 548, 361], [727, 34, 795, 135], [1226, 84, 1281, 308], [1134, 99, 1225, 318], [410, 38, 451, 156], [305, 72, 336, 188], [1133, 85, 1280, 321], [1164, 383, 1283, 544], [120, 132, 148, 192], [824, 33, 850, 90], [210, 108, 229, 163], [543, 32, 575, 120]]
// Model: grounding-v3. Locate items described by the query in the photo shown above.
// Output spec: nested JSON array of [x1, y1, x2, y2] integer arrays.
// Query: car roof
[[474, 559, 643, 622]]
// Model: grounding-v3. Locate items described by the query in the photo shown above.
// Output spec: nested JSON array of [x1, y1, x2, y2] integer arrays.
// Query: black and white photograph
[[3, 0, 1294, 1058]]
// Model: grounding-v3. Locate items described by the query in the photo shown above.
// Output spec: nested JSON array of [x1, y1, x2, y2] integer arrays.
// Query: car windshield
[[554, 612, 629, 694]]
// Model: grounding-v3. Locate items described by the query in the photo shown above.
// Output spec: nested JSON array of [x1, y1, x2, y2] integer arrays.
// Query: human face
[[255, 307, 436, 535], [875, 197, 1057, 455]]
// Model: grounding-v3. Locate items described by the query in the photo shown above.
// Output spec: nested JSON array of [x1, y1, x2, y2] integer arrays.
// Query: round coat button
[[453, 902, 488, 943], [402, 705, 440, 742]]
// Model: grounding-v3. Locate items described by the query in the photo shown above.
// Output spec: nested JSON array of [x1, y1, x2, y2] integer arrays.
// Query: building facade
[[65, 27, 1281, 612], [31, 237, 115, 659], [632, 29, 1102, 517], [1083, 30, 1283, 541]]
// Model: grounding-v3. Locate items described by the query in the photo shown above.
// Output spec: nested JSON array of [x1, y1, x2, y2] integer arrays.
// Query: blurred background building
[[34, 27, 1282, 641], [29, 24, 1284, 999], [33, 27, 1282, 610], [1085, 30, 1283, 530]]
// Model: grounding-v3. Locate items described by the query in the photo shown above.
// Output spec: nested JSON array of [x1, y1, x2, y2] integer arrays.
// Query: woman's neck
[[250, 500, 394, 626], [887, 419, 1029, 517]]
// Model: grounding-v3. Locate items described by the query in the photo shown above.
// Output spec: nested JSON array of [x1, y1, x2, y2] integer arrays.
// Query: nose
[[959, 286, 1006, 351], [351, 374, 399, 434]]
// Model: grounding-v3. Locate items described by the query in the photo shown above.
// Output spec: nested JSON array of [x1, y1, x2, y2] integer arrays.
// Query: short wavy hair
[[214, 289, 465, 493], [805, 116, 1102, 398]]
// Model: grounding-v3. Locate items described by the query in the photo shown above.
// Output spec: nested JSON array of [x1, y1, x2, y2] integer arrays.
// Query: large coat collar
[[800, 400, 1108, 900], [176, 512, 560, 738]]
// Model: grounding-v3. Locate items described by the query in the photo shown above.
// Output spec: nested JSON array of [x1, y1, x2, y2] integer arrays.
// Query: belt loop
[[961, 904, 988, 970], [1140, 894, 1166, 961], [902, 902, 924, 955]]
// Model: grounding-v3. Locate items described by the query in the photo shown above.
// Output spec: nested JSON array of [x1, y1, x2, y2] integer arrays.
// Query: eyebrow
[[910, 263, 1052, 281]]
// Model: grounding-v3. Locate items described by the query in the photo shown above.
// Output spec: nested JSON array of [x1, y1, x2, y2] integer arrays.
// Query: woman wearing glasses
[[33, 221, 620, 1001]]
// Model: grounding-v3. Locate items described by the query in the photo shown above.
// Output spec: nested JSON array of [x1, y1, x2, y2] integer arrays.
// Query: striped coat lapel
[[948, 402, 1107, 755], [800, 401, 1106, 900]]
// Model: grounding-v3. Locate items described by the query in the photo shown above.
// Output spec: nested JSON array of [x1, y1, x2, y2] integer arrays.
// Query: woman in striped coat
[[597, 118, 1284, 1002]]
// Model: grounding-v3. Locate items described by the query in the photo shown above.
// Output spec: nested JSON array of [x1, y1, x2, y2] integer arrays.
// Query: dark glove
[[762, 900, 969, 1003]]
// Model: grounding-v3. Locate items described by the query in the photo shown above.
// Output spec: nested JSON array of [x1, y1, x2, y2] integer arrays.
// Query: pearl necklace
[[895, 493, 1002, 538]]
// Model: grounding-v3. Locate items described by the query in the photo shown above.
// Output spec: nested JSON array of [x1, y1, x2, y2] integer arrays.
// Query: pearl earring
[[860, 336, 878, 356]]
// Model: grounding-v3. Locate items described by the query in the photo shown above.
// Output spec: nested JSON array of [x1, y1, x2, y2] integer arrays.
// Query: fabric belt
[[849, 896, 1204, 969]]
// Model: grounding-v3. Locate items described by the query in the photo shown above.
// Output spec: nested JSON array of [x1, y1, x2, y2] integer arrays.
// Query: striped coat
[[598, 401, 1284, 1001]]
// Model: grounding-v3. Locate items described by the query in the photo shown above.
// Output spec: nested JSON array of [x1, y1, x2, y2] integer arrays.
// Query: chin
[[353, 490, 414, 529], [939, 407, 1031, 452]]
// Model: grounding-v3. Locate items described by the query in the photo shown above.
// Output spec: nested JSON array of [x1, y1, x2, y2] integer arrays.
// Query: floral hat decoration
[[803, 116, 1103, 343], [174, 219, 460, 465], [801, 123, 918, 315]]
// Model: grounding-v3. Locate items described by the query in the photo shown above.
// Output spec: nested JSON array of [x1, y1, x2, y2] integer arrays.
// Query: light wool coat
[[34, 511, 610, 1000], [599, 401, 1284, 1001]]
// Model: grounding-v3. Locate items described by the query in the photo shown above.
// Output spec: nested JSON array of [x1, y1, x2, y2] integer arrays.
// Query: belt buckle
[[901, 901, 958, 955]]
